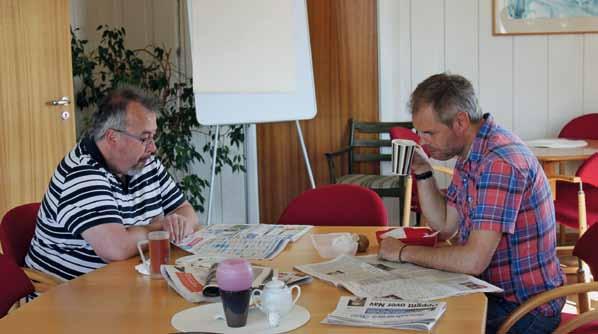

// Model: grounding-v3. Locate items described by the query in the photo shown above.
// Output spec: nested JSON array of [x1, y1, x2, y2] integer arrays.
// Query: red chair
[[558, 113, 598, 140], [0, 203, 62, 292], [554, 154, 598, 238], [499, 222, 598, 334], [0, 253, 34, 318], [277, 184, 388, 226]]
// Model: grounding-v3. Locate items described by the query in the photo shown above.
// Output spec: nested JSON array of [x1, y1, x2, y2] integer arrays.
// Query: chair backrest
[[389, 126, 433, 156], [348, 119, 413, 174], [573, 222, 598, 279], [558, 113, 598, 140], [277, 184, 388, 226], [0, 253, 34, 318], [0, 203, 40, 266], [576, 153, 598, 189]]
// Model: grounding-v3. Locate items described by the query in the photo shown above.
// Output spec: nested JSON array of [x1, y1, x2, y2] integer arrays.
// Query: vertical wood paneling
[[513, 37, 549, 140], [478, 0, 513, 129], [151, 0, 178, 52], [410, 0, 444, 84], [583, 35, 598, 114], [122, 0, 151, 48], [257, 0, 379, 224], [548, 36, 584, 136], [445, 0, 478, 88]]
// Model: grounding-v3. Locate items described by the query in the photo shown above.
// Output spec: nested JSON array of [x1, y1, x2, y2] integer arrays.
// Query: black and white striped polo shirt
[[25, 137, 185, 280]]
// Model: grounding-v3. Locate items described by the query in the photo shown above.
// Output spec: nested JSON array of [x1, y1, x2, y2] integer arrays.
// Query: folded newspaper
[[295, 255, 502, 300], [322, 296, 447, 331], [174, 224, 312, 260], [161, 255, 312, 303]]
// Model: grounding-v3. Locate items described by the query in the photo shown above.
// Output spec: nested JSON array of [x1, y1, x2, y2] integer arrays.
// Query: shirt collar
[[460, 113, 494, 165], [82, 136, 108, 169]]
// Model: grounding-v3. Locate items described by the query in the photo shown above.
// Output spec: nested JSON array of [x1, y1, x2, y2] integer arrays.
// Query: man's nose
[[145, 139, 157, 153]]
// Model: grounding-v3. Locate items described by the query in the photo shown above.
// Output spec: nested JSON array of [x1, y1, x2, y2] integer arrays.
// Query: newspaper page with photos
[[295, 255, 502, 300], [174, 224, 312, 260], [322, 296, 447, 331], [161, 255, 312, 303]]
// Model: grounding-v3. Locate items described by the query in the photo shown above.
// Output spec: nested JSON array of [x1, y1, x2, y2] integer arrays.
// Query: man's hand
[[156, 214, 196, 243], [411, 145, 433, 175], [378, 238, 406, 263]]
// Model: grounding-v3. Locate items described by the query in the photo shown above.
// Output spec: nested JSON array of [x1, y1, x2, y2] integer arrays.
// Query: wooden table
[[530, 139, 598, 198], [530, 139, 598, 176], [0, 226, 487, 333]]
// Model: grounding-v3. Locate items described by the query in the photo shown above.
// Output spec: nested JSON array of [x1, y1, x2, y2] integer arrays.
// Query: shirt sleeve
[[57, 167, 122, 237], [154, 159, 186, 214], [471, 159, 525, 234]]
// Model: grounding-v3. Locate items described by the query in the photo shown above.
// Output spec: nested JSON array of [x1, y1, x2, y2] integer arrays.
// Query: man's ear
[[104, 129, 118, 144], [451, 111, 470, 135]]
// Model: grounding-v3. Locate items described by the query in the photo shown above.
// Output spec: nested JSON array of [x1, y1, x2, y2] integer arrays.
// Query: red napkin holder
[[375, 227, 438, 247]]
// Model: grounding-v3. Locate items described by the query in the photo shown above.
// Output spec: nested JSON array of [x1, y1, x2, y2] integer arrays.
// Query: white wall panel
[[547, 36, 584, 136], [378, 0, 403, 121], [411, 0, 445, 85], [445, 0, 478, 89], [583, 35, 598, 114], [513, 37, 549, 140], [478, 0, 513, 130]]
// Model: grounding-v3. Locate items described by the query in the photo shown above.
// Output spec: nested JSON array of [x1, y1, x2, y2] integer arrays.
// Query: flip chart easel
[[187, 0, 317, 225]]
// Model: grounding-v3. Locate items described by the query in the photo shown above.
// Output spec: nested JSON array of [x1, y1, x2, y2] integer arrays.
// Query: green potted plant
[[71, 25, 245, 212]]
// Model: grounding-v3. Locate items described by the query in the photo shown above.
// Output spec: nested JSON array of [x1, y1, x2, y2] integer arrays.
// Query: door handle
[[47, 96, 71, 106]]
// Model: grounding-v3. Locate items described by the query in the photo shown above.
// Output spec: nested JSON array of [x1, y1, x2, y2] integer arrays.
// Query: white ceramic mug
[[391, 139, 417, 176]]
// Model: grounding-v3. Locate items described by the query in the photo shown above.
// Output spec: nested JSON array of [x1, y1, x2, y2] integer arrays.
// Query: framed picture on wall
[[493, 0, 598, 35]]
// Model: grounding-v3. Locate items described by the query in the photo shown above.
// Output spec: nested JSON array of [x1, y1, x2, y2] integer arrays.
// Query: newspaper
[[295, 255, 502, 301], [161, 255, 312, 303], [322, 296, 447, 331], [174, 224, 312, 260]]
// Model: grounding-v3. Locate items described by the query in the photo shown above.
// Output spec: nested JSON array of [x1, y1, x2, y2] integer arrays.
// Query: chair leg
[[559, 225, 567, 245], [577, 271, 591, 313]]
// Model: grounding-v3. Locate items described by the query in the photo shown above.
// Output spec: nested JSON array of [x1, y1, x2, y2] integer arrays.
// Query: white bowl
[[310, 233, 358, 259]]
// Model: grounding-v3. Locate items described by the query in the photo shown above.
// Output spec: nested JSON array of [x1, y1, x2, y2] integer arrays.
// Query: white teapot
[[251, 276, 301, 327]]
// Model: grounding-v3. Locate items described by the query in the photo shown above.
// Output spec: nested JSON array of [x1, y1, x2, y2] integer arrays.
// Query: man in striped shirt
[[25, 86, 200, 281], [378, 74, 564, 333]]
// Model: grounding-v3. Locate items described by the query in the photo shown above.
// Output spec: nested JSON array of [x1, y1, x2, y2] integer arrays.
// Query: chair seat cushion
[[555, 182, 598, 229], [336, 174, 401, 190], [560, 312, 598, 333]]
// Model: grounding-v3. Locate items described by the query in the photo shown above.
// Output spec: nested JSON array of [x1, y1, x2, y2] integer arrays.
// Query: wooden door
[[257, 0, 379, 224], [0, 0, 76, 217]]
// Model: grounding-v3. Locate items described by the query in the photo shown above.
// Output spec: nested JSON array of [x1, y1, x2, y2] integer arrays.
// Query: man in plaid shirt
[[379, 73, 565, 333]]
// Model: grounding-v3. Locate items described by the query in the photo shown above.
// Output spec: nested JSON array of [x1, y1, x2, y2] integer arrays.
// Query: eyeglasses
[[111, 128, 156, 147]]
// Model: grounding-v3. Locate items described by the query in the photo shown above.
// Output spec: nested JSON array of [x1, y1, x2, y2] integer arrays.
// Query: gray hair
[[409, 73, 482, 126], [88, 86, 159, 141]]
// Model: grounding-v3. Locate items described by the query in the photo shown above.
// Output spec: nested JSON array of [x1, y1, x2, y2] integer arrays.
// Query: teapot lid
[[264, 275, 285, 289]]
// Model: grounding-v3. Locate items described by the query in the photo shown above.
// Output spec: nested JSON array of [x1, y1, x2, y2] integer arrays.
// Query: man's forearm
[[401, 244, 482, 275], [416, 177, 454, 237]]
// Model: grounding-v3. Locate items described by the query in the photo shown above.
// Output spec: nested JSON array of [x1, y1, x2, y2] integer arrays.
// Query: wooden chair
[[553, 154, 598, 245], [0, 253, 34, 318], [277, 184, 388, 226], [0, 203, 62, 293], [325, 119, 414, 226], [498, 222, 598, 334]]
